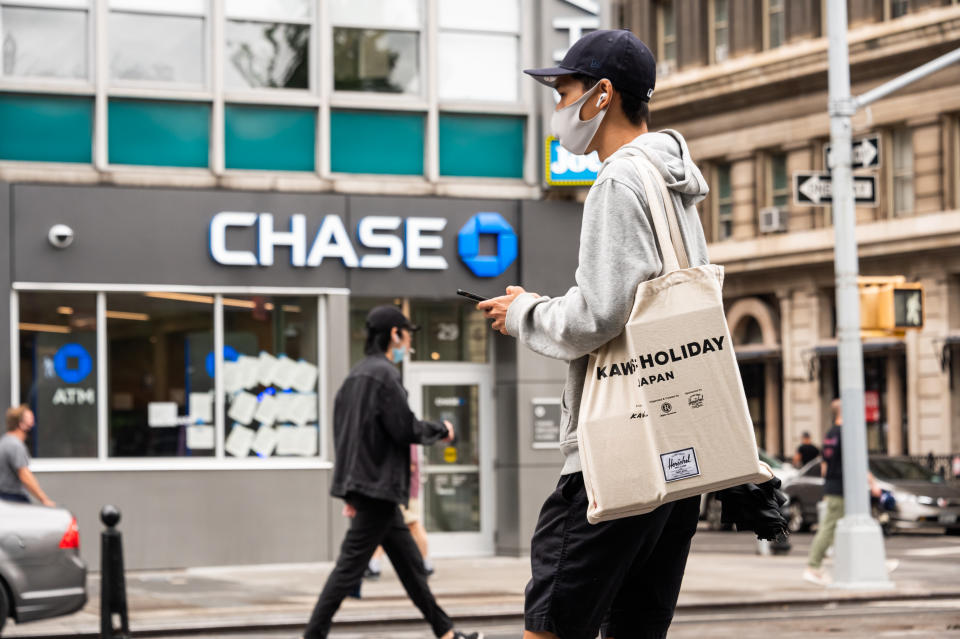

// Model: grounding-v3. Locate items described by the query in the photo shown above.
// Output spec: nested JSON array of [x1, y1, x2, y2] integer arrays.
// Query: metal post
[[826, 1, 891, 589], [100, 505, 131, 638]]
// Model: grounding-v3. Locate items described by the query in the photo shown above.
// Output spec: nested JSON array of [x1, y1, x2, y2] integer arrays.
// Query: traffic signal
[[859, 277, 924, 335]]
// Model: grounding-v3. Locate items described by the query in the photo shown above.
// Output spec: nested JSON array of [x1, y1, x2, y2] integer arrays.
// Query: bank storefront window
[[18, 292, 98, 458], [221, 295, 320, 458], [13, 287, 332, 468], [225, 0, 311, 90], [107, 293, 214, 457]]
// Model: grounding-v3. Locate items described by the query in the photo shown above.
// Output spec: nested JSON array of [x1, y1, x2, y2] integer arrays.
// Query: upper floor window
[[437, 0, 520, 103], [715, 163, 733, 241], [892, 127, 914, 216], [711, 0, 730, 63], [657, 0, 677, 75], [765, 0, 785, 49], [1, 0, 89, 81], [225, 0, 311, 90], [887, 0, 911, 19], [109, 0, 207, 87], [770, 153, 789, 208], [331, 0, 421, 95]]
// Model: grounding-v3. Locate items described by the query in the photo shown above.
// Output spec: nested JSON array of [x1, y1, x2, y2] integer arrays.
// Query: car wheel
[[705, 495, 732, 531], [787, 500, 808, 533]]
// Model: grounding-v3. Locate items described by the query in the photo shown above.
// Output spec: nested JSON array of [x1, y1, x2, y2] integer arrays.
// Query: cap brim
[[404, 323, 421, 332], [523, 66, 579, 88]]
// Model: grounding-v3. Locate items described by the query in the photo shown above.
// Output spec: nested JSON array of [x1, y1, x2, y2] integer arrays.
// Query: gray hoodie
[[505, 130, 711, 475]]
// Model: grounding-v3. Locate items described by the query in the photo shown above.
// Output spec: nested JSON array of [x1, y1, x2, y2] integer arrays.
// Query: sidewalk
[[7, 541, 959, 637]]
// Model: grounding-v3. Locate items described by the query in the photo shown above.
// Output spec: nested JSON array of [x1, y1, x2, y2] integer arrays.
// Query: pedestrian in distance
[[480, 29, 711, 639], [793, 431, 820, 468], [302, 305, 482, 639], [803, 398, 882, 586], [1, 405, 55, 506]]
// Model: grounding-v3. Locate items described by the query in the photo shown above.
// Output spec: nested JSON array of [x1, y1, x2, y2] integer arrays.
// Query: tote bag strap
[[628, 154, 691, 273]]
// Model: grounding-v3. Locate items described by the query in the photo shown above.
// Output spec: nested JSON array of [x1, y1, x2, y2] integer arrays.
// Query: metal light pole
[[826, 0, 891, 589]]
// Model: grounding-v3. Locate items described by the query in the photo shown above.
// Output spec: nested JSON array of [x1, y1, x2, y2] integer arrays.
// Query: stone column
[[886, 355, 904, 456], [764, 360, 782, 457]]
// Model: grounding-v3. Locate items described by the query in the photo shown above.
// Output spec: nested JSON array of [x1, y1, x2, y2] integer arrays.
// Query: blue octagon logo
[[54, 343, 93, 384], [457, 213, 518, 278]]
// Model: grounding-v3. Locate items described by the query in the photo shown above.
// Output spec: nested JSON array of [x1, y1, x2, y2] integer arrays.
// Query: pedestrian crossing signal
[[859, 277, 923, 335]]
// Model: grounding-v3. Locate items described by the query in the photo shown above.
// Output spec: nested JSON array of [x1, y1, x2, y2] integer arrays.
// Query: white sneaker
[[803, 567, 831, 586]]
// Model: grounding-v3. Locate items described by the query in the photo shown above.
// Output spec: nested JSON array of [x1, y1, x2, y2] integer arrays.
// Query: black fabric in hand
[[716, 478, 790, 541]]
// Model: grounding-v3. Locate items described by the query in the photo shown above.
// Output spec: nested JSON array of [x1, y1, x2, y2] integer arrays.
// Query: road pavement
[[5, 529, 959, 638]]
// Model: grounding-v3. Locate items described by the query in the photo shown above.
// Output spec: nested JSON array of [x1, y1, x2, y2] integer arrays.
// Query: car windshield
[[759, 449, 783, 469], [868, 458, 943, 483]]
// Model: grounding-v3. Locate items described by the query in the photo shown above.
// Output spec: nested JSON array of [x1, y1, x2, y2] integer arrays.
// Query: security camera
[[48, 224, 75, 249]]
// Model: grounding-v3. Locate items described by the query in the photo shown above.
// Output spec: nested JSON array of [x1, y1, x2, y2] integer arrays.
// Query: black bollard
[[100, 505, 131, 639]]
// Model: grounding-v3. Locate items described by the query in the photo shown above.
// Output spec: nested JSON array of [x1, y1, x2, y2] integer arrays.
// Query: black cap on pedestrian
[[524, 29, 656, 103], [366, 305, 419, 334]]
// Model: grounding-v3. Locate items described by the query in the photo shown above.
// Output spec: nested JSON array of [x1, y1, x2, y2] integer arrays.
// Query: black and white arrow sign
[[794, 171, 878, 206], [825, 135, 881, 170]]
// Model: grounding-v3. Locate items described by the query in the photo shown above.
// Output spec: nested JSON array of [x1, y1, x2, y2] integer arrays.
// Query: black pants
[[304, 495, 452, 639], [0, 492, 29, 503], [524, 473, 700, 639]]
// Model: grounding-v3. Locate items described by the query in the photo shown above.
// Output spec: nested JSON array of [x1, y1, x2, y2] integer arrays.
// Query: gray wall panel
[[37, 469, 335, 570], [517, 465, 562, 555], [518, 200, 581, 298], [11, 185, 350, 288], [1, 183, 10, 407]]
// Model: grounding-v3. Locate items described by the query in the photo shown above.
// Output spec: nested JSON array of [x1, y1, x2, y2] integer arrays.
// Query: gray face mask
[[550, 81, 608, 155]]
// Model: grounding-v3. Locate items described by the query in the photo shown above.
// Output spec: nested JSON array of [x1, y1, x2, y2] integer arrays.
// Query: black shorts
[[524, 472, 700, 639]]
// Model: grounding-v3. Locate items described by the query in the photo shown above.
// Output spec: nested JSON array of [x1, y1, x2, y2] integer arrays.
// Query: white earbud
[[596, 92, 608, 107]]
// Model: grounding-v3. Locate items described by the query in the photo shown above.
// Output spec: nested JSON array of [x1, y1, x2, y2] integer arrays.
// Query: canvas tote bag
[[578, 152, 773, 524]]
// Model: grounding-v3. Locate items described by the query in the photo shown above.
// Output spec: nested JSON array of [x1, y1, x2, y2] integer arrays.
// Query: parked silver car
[[0, 500, 87, 633], [783, 456, 960, 535]]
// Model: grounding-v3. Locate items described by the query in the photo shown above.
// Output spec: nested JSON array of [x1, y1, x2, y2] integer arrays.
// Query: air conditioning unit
[[759, 207, 788, 234]]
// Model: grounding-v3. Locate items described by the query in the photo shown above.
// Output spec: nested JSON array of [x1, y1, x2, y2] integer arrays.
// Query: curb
[[8, 589, 960, 639]]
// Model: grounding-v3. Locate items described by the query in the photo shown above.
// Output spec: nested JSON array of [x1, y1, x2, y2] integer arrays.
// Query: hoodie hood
[[602, 129, 709, 208]]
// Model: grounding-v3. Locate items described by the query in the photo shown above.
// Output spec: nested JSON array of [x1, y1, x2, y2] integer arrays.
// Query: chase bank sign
[[209, 211, 517, 278]]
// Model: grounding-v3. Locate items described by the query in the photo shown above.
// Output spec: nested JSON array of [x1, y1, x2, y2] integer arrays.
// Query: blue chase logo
[[54, 343, 93, 384], [457, 213, 518, 278]]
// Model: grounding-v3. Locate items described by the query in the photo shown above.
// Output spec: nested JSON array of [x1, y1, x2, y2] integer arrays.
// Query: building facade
[[0, 0, 610, 569], [615, 0, 960, 461]]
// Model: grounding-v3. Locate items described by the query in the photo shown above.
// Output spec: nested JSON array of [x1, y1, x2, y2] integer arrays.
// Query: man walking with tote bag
[[480, 30, 711, 639]]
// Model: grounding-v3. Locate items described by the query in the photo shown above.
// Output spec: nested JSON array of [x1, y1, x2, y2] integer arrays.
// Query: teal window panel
[[225, 104, 316, 171], [108, 99, 209, 168], [439, 114, 524, 179], [331, 110, 424, 175], [0, 93, 92, 163]]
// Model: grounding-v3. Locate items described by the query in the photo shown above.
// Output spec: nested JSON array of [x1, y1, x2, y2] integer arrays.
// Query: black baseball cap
[[524, 29, 656, 103], [366, 305, 419, 334]]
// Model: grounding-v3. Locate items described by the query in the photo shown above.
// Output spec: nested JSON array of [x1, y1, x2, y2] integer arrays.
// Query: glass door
[[404, 362, 495, 556]]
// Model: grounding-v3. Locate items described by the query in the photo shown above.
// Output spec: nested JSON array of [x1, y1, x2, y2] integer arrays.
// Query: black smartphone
[[456, 289, 488, 302]]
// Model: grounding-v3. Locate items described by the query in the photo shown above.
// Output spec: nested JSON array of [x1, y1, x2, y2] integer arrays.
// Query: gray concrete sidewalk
[[6, 541, 959, 637]]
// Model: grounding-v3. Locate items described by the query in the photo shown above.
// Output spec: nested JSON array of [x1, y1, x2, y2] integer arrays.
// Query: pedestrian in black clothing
[[793, 431, 820, 468], [302, 306, 482, 639]]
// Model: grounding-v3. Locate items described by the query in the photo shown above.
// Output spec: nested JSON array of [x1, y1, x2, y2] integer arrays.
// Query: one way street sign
[[794, 171, 878, 206], [825, 134, 881, 170]]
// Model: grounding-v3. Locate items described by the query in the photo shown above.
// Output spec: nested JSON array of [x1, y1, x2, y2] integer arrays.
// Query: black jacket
[[330, 353, 448, 505]]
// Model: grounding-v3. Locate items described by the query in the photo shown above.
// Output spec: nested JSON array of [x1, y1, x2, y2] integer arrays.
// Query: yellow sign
[[443, 446, 458, 464]]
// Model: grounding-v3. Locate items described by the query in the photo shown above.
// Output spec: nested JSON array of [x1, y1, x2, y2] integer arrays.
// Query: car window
[[868, 458, 942, 483]]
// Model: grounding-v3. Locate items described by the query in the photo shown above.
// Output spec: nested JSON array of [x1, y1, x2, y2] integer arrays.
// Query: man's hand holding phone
[[478, 286, 537, 335]]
